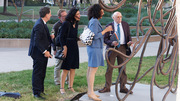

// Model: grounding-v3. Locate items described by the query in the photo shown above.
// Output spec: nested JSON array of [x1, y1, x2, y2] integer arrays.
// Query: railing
[[21, 9, 34, 21]]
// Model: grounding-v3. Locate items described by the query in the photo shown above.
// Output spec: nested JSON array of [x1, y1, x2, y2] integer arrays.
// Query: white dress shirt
[[42, 18, 47, 54], [114, 21, 125, 44]]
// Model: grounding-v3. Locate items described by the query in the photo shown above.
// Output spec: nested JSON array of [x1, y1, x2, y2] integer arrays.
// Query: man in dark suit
[[99, 11, 133, 94], [28, 6, 52, 100]]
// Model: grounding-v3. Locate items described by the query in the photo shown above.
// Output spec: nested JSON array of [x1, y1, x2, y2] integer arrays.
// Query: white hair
[[111, 11, 122, 19]]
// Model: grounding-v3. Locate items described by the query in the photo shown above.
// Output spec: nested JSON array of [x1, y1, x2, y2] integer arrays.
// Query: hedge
[[0, 21, 34, 38], [0, 17, 161, 38]]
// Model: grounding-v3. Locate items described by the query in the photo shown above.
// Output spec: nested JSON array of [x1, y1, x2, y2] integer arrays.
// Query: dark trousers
[[32, 56, 48, 95], [105, 45, 127, 89]]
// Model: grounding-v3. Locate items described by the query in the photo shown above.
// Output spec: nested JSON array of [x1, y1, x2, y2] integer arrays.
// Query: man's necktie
[[117, 24, 121, 48]]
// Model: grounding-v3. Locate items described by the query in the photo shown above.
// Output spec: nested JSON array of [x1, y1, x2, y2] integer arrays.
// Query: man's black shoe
[[120, 88, 133, 94], [34, 94, 46, 100], [98, 87, 110, 93]]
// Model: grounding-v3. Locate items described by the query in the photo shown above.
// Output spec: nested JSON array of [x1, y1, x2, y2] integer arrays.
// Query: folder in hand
[[110, 33, 119, 43]]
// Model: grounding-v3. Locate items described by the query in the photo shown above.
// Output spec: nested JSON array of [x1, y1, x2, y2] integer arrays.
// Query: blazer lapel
[[121, 21, 127, 43], [40, 18, 50, 34], [112, 22, 115, 33], [44, 24, 50, 34], [40, 18, 51, 42]]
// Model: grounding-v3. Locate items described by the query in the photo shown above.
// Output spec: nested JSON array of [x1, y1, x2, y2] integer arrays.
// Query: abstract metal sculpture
[[99, 0, 178, 101]]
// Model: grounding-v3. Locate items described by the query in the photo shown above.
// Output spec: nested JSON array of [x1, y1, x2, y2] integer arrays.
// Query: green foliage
[[77, 16, 89, 25], [0, 21, 34, 38], [99, 17, 113, 25], [47, 17, 59, 24], [48, 16, 90, 25], [78, 28, 84, 37], [103, 11, 113, 17], [119, 5, 138, 18], [0, 4, 169, 38], [130, 28, 149, 36], [123, 17, 137, 26], [48, 16, 113, 26]]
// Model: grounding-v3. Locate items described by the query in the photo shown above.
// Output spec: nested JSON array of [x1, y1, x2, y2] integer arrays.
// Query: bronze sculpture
[[99, 0, 178, 101]]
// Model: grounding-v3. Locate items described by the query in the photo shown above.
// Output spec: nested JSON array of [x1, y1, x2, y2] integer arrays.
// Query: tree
[[11, 0, 25, 22], [3, 0, 7, 13], [0, 0, 15, 16], [57, 0, 64, 9]]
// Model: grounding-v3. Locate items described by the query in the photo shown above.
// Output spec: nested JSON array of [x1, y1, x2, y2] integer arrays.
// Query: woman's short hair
[[88, 4, 102, 20], [65, 8, 79, 24], [39, 6, 50, 18]]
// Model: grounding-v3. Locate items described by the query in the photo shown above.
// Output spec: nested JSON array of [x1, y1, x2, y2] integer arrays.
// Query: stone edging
[[0, 35, 161, 48]]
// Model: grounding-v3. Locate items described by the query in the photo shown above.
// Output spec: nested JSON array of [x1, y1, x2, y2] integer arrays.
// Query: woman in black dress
[[59, 8, 80, 94]]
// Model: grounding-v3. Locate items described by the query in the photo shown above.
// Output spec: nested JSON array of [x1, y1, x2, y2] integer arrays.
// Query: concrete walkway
[[0, 41, 161, 73], [80, 83, 176, 101], [0, 41, 176, 101]]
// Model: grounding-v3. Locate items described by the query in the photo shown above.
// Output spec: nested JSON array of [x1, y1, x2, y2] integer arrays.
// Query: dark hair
[[65, 8, 79, 24], [88, 4, 102, 20], [39, 6, 50, 18]]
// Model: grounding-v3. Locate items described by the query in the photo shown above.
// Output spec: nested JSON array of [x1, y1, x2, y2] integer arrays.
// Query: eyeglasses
[[116, 16, 122, 19], [61, 16, 66, 18]]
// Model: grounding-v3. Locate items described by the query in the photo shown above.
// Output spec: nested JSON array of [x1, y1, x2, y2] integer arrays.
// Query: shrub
[[47, 17, 59, 24], [77, 16, 89, 25], [48, 16, 90, 25], [0, 21, 34, 38], [99, 17, 113, 25], [118, 5, 138, 18], [20, 21, 34, 28], [0, 28, 11, 38], [103, 11, 113, 17]]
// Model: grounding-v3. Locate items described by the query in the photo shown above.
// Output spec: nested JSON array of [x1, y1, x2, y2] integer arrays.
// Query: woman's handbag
[[80, 26, 95, 45], [55, 50, 65, 60]]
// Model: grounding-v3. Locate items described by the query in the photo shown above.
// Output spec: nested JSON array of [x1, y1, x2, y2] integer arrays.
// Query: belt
[[115, 44, 126, 49]]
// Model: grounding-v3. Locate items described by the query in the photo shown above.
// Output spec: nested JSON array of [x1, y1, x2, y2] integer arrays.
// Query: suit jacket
[[104, 21, 132, 55], [28, 18, 52, 58], [88, 18, 104, 48]]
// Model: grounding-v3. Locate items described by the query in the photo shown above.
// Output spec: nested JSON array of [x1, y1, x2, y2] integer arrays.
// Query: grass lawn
[[0, 56, 177, 101], [0, 6, 64, 20]]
